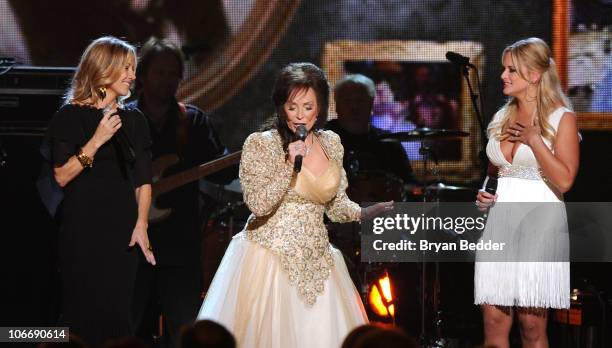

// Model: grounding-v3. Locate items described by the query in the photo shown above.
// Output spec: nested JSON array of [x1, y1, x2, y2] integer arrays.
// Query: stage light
[[368, 271, 395, 318], [571, 288, 579, 301]]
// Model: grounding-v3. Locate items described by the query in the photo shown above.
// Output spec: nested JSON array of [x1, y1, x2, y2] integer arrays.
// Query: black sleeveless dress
[[46, 104, 152, 346]]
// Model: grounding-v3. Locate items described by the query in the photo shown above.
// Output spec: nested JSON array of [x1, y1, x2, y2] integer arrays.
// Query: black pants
[[132, 262, 203, 348]]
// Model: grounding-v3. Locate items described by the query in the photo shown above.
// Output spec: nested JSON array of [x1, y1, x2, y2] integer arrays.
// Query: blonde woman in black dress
[[47, 36, 155, 346]]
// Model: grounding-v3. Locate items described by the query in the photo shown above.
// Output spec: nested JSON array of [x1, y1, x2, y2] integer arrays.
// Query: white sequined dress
[[474, 107, 571, 309]]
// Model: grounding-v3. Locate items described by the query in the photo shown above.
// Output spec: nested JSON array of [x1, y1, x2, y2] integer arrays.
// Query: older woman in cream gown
[[197, 128, 369, 347]]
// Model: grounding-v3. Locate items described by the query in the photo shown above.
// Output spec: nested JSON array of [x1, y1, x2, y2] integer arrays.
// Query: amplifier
[[0, 66, 75, 136]]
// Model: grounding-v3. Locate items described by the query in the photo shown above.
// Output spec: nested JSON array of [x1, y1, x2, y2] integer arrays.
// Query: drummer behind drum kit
[[347, 126, 476, 204]]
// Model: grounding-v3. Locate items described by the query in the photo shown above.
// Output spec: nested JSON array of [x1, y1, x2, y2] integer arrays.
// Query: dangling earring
[[97, 86, 107, 99], [526, 82, 537, 102]]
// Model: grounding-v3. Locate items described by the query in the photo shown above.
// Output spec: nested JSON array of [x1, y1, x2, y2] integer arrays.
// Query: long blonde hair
[[64, 36, 136, 106], [491, 38, 571, 143]]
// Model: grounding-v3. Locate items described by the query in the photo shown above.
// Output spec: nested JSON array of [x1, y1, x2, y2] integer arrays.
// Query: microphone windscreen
[[445, 51, 470, 66], [295, 124, 307, 141]]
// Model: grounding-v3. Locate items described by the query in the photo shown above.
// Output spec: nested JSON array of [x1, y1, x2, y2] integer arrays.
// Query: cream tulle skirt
[[197, 232, 368, 348]]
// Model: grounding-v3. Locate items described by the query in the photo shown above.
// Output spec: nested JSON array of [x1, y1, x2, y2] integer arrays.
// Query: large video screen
[[0, 0, 253, 75]]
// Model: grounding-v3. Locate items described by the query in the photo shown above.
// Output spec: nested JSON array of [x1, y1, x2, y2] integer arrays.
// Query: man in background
[[326, 74, 415, 186], [129, 37, 236, 348]]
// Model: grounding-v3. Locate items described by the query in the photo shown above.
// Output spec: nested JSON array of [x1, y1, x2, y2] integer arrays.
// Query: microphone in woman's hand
[[294, 124, 307, 173], [479, 176, 498, 217], [484, 176, 498, 195]]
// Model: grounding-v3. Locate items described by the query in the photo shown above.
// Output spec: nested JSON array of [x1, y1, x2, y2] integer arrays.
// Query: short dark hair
[[135, 36, 185, 92], [351, 327, 417, 348], [267, 62, 329, 153], [341, 324, 383, 348], [180, 320, 236, 348]]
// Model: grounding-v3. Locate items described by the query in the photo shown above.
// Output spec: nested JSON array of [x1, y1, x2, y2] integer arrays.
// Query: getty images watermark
[[361, 202, 612, 263], [371, 212, 503, 253]]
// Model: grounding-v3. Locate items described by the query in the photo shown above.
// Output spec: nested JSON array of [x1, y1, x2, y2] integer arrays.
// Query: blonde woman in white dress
[[475, 38, 580, 348]]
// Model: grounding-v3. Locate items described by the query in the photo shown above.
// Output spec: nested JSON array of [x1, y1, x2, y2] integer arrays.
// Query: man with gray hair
[[326, 74, 415, 187]]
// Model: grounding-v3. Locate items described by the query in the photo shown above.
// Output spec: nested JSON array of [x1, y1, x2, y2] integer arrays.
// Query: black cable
[[473, 67, 486, 130], [464, 66, 486, 141], [0, 135, 7, 168], [462, 65, 488, 181]]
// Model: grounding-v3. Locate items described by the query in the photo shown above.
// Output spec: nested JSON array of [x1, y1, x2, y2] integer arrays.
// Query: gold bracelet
[[76, 148, 93, 168]]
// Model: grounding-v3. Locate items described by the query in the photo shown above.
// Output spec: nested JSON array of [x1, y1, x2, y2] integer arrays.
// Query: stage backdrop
[[3, 0, 610, 187]]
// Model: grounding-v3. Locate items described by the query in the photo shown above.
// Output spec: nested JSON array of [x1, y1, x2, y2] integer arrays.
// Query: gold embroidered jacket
[[239, 129, 361, 305]]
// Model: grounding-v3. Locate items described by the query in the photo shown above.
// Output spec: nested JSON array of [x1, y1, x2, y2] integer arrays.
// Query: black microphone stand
[[461, 64, 488, 180], [418, 57, 488, 348], [417, 133, 443, 348]]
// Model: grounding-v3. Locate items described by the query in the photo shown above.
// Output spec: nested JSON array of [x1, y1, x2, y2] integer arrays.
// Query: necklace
[[304, 135, 314, 157], [102, 102, 118, 114]]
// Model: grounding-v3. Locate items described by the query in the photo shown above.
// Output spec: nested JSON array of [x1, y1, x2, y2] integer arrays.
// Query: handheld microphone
[[293, 124, 307, 173], [445, 51, 476, 68], [481, 176, 498, 218], [484, 176, 498, 195]]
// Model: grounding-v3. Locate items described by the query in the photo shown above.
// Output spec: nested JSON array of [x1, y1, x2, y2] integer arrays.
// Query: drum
[[346, 170, 405, 203]]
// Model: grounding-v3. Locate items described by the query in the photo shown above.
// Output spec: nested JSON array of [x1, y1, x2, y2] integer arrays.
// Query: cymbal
[[378, 127, 469, 142], [424, 182, 473, 192]]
